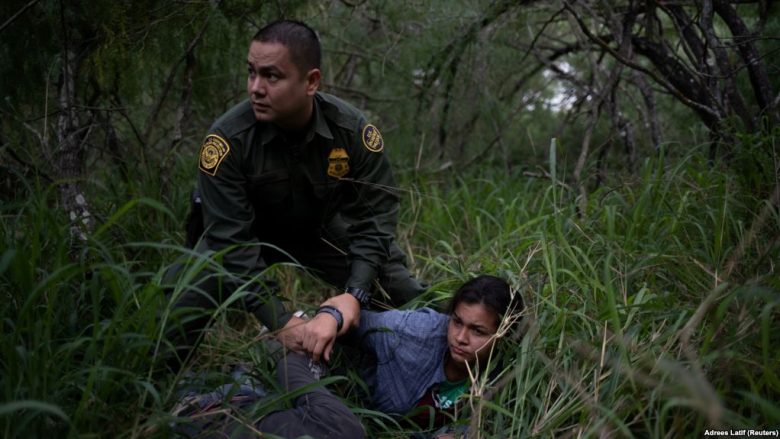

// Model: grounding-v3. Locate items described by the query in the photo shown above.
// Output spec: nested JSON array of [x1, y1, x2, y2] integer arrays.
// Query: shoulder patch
[[361, 124, 384, 153], [199, 134, 230, 176], [327, 147, 350, 178]]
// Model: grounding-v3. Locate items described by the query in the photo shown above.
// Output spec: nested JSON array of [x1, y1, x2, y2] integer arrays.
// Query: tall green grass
[[395, 145, 779, 437], [1, 142, 778, 437]]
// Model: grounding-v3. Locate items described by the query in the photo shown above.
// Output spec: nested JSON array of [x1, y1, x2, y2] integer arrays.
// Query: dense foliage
[[3, 141, 778, 437], [1, 0, 778, 438]]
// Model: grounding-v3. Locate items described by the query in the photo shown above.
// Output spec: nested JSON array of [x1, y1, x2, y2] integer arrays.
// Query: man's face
[[246, 41, 320, 130]]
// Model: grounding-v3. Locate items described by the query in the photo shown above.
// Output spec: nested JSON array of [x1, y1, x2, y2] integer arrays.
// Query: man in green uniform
[[171, 20, 425, 366]]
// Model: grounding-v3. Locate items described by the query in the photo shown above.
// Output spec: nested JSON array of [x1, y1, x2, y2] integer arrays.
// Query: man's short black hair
[[253, 20, 321, 75]]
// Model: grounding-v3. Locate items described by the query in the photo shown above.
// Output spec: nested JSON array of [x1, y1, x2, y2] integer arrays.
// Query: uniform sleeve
[[197, 130, 290, 330], [341, 121, 400, 290]]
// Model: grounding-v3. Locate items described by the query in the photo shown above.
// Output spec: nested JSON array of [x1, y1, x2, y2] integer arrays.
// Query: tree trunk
[[56, 47, 92, 247], [713, 0, 777, 124], [631, 71, 661, 151]]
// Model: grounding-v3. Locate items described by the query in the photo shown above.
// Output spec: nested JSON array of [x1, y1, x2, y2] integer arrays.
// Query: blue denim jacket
[[357, 308, 450, 414]]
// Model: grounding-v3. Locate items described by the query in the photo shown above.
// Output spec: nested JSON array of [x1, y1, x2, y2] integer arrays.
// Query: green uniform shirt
[[197, 92, 399, 329]]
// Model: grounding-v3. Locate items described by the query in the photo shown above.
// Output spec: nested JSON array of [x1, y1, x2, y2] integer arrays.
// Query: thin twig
[[142, 3, 219, 143], [0, 0, 40, 35]]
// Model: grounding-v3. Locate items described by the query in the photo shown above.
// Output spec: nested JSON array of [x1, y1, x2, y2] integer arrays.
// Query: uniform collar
[[257, 95, 334, 147], [311, 94, 334, 141]]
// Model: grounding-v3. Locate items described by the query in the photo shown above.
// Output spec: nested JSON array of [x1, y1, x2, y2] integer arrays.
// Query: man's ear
[[305, 68, 321, 96]]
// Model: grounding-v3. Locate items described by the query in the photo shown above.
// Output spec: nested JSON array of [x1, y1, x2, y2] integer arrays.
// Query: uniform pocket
[[312, 180, 340, 200], [311, 180, 342, 223], [248, 170, 289, 205]]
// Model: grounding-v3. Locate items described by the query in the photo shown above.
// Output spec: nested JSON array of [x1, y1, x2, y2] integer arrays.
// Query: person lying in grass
[[352, 274, 523, 436], [171, 275, 521, 438]]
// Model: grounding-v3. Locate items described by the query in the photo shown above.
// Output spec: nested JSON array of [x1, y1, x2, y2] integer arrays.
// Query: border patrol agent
[[168, 20, 425, 368]]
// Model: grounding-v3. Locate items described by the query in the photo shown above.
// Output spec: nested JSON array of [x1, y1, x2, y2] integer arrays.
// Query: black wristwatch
[[345, 286, 371, 308], [316, 305, 343, 332]]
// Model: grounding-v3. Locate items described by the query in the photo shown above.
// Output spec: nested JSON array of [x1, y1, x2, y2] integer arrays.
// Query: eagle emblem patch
[[361, 124, 384, 152], [327, 147, 350, 178], [199, 134, 230, 176]]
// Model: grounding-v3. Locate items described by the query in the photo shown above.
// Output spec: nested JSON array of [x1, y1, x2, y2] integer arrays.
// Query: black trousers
[[175, 352, 365, 439]]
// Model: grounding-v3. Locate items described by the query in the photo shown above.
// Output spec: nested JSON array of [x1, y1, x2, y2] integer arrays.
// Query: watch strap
[[345, 286, 371, 307], [316, 305, 343, 332]]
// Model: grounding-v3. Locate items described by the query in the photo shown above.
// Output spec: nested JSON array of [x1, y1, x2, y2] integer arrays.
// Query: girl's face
[[447, 301, 499, 367]]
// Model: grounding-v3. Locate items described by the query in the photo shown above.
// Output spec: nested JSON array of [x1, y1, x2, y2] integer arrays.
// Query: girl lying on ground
[[355, 274, 523, 436], [171, 274, 522, 438]]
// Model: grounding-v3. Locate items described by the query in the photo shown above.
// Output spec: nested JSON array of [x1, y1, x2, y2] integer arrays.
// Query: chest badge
[[327, 147, 350, 178]]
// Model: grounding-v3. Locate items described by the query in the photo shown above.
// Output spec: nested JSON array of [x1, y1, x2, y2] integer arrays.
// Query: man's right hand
[[275, 316, 307, 352]]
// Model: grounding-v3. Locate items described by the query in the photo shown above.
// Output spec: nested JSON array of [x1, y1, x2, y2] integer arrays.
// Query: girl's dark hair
[[448, 275, 522, 328], [253, 20, 321, 75]]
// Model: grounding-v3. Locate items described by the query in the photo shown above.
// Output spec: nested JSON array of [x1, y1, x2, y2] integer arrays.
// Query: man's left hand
[[301, 293, 361, 362]]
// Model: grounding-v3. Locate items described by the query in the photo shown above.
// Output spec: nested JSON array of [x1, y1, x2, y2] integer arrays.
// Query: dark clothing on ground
[[258, 353, 364, 438], [173, 352, 364, 439]]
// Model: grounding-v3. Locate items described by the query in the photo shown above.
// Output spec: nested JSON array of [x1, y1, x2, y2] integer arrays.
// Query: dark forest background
[[1, 1, 778, 437]]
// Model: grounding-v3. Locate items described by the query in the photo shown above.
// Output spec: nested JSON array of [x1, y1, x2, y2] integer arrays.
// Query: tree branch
[[0, 0, 40, 35], [142, 3, 219, 144], [714, 0, 776, 121], [563, 1, 721, 121]]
